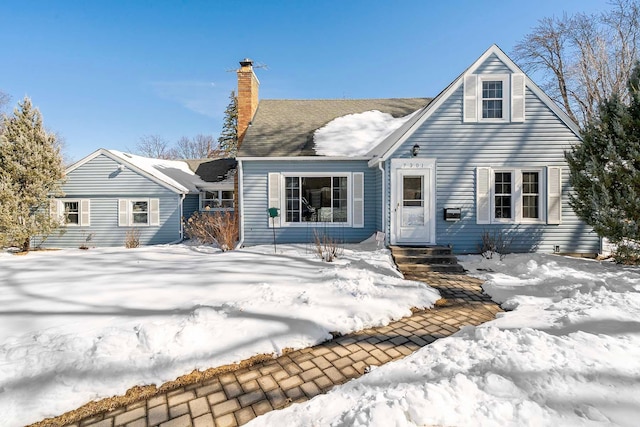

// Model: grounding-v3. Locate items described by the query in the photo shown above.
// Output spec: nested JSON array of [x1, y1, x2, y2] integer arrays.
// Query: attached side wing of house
[[39, 150, 237, 248]]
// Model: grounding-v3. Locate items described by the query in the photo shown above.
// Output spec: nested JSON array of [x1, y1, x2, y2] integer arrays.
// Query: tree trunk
[[22, 237, 30, 252]]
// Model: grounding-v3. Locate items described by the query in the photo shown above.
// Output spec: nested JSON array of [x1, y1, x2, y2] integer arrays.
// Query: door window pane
[[403, 176, 423, 207]]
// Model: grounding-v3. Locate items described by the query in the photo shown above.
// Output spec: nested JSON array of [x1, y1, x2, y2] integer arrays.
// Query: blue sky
[[1, 0, 608, 162]]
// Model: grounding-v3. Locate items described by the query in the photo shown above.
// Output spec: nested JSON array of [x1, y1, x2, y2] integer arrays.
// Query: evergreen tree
[[566, 63, 640, 263], [217, 90, 238, 156], [0, 97, 65, 251]]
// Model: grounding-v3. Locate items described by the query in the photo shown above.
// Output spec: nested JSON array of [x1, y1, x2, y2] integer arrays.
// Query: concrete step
[[396, 263, 465, 273], [392, 254, 459, 265], [388, 245, 452, 256]]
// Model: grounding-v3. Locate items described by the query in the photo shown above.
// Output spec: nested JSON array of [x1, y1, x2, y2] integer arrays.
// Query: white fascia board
[[67, 149, 186, 194], [65, 148, 107, 174], [369, 44, 581, 167], [236, 156, 372, 161]]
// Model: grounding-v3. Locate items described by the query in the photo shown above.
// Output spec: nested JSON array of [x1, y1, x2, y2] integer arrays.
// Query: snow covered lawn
[[252, 254, 640, 427], [0, 243, 438, 426]]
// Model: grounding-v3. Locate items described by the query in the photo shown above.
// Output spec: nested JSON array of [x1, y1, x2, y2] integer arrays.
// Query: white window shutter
[[268, 173, 281, 228], [547, 167, 562, 224], [118, 199, 129, 226], [463, 74, 478, 122], [50, 198, 59, 218], [511, 73, 526, 122], [149, 199, 160, 226], [80, 199, 91, 226], [476, 167, 491, 224], [352, 172, 364, 228]]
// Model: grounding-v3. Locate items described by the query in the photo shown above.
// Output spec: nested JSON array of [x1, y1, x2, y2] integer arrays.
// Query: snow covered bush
[[184, 210, 237, 251]]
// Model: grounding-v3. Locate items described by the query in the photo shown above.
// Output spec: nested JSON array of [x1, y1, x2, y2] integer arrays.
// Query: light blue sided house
[[236, 45, 600, 254], [39, 149, 236, 248]]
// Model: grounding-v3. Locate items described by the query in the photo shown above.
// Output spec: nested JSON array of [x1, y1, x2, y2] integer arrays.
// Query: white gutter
[[378, 160, 386, 242], [237, 156, 371, 161], [235, 159, 245, 249]]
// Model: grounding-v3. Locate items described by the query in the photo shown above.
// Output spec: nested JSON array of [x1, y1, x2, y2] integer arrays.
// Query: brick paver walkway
[[58, 273, 501, 427]]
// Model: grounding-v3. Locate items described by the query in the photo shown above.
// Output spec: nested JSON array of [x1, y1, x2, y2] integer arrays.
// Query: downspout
[[235, 159, 245, 249], [168, 193, 186, 244], [378, 160, 387, 244]]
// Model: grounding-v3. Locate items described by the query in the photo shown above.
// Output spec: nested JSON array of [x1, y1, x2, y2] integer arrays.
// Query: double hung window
[[64, 201, 80, 225], [131, 201, 149, 225], [522, 172, 540, 220], [494, 172, 512, 220], [118, 198, 159, 227], [482, 80, 503, 119]]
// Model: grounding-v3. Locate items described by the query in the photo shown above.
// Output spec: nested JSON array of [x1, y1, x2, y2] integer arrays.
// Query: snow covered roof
[[107, 150, 206, 193], [313, 110, 421, 157], [237, 98, 430, 157]]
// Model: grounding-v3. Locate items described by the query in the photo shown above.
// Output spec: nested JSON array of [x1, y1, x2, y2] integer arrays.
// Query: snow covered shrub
[[184, 210, 238, 251], [613, 240, 640, 264], [478, 229, 511, 260], [313, 229, 343, 262], [124, 229, 140, 248]]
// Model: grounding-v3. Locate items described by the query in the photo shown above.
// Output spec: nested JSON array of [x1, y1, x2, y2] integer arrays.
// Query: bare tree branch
[[513, 0, 640, 126], [133, 134, 178, 159]]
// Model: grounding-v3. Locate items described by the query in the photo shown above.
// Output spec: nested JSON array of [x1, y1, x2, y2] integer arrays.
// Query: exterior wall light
[[411, 144, 420, 157]]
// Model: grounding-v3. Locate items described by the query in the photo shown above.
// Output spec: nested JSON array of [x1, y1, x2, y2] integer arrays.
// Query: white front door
[[391, 159, 436, 245]]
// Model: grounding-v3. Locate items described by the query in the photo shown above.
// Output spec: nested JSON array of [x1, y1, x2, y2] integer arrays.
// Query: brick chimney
[[237, 58, 259, 147]]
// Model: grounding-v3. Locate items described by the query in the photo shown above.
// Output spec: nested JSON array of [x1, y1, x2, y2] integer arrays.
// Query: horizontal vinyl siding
[[474, 54, 512, 74], [39, 154, 183, 248], [183, 194, 200, 220], [242, 160, 378, 245], [386, 84, 599, 254]]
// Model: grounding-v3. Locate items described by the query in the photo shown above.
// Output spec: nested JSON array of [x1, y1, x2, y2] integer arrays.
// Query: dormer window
[[463, 73, 525, 123], [478, 75, 509, 121], [482, 80, 504, 119]]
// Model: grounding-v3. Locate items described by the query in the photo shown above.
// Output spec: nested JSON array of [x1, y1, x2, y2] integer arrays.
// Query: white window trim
[[519, 169, 546, 224], [118, 198, 160, 227], [490, 168, 546, 224], [62, 199, 81, 226], [52, 198, 90, 227], [199, 190, 234, 211], [491, 169, 515, 224], [280, 172, 352, 227], [478, 74, 510, 123]]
